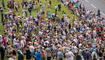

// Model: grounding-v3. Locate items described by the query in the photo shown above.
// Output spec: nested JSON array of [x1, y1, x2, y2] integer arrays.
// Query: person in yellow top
[[47, 0, 50, 6], [19, 30, 22, 37], [19, 24, 22, 29], [47, 0, 49, 3], [46, 18, 48, 22]]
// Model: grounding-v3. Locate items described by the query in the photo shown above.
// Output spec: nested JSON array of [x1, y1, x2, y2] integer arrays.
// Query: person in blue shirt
[[48, 12, 51, 19], [35, 49, 41, 60], [57, 49, 63, 60], [97, 9, 100, 17], [2, 0, 5, 8]]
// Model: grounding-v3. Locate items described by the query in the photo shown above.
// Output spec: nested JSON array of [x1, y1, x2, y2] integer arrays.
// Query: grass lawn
[[0, 0, 77, 60], [0, 0, 77, 35]]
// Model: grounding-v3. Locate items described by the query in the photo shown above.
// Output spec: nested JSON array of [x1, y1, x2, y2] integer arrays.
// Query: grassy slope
[[0, 0, 76, 34], [0, 0, 77, 60]]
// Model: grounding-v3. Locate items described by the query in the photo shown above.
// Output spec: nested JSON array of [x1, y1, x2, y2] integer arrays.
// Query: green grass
[[0, 0, 77, 60], [0, 0, 76, 34]]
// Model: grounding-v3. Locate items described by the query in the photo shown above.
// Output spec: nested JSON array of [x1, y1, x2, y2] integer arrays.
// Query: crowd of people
[[0, 0, 105, 60]]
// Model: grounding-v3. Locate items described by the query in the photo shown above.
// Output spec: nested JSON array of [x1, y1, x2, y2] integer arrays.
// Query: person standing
[[55, 5, 57, 14], [98, 50, 103, 60], [8, 56, 17, 60], [35, 49, 41, 60], [18, 48, 24, 60], [26, 47, 31, 60], [0, 34, 2, 44], [8, 50, 17, 60], [21, 0, 24, 8], [48, 12, 51, 19], [76, 52, 82, 60], [65, 49, 74, 60], [91, 49, 98, 60], [45, 47, 52, 60], [40, 2, 42, 8], [2, 37, 6, 48], [97, 9, 100, 17], [57, 49, 63, 60], [103, 48, 105, 60], [33, 1, 36, 9], [38, 0, 39, 3], [40, 47, 46, 60], [1, 0, 5, 8], [85, 49, 92, 60], [25, 8, 28, 17], [12, 47, 17, 60], [58, 3, 61, 11], [29, 43, 35, 59], [49, 0, 51, 6], [44, 0, 47, 6], [28, 4, 32, 15], [1, 12, 4, 26], [0, 43, 5, 60], [0, 7, 4, 25]]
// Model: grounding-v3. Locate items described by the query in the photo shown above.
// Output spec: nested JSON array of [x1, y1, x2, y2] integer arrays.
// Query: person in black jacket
[[0, 44, 5, 60], [58, 3, 61, 11], [76, 52, 82, 60], [28, 3, 32, 15], [0, 7, 4, 25], [98, 50, 103, 60], [18, 48, 24, 60], [26, 47, 31, 60]]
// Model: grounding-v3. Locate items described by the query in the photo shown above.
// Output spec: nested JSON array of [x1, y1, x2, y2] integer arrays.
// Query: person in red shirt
[[69, 4, 72, 9], [2, 37, 6, 48], [96, 27, 100, 33], [26, 36, 31, 43]]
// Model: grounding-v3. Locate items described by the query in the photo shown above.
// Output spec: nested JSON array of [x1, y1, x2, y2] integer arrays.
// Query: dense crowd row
[[0, 0, 105, 60]]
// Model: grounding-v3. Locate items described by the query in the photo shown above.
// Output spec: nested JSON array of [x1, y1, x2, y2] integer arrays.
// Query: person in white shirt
[[91, 49, 98, 60], [55, 5, 57, 14], [55, 5, 57, 10], [22, 9, 25, 17], [73, 46, 78, 54], [20, 38, 26, 48], [28, 0, 32, 3], [29, 43, 35, 58], [8, 54, 17, 60], [0, 34, 2, 43], [13, 38, 17, 46], [33, 2, 36, 9], [65, 49, 75, 60], [9, 57, 16, 60]]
